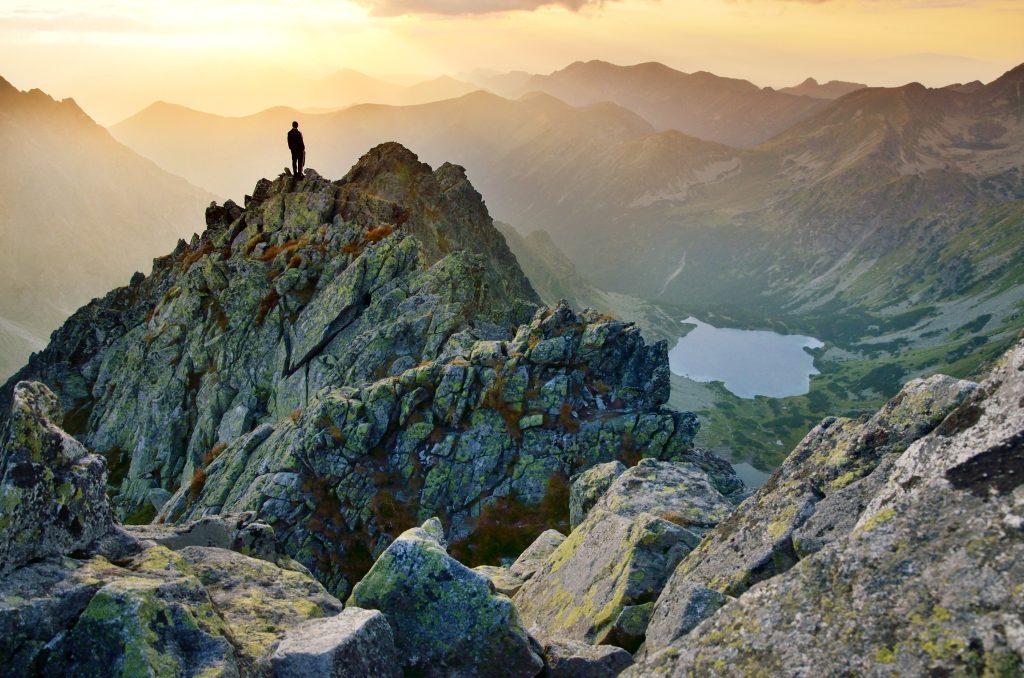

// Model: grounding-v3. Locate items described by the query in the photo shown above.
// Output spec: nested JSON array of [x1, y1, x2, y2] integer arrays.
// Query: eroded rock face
[[667, 374, 976, 598], [627, 342, 1024, 676], [153, 297, 703, 596], [348, 518, 544, 678], [0, 381, 113, 574], [514, 460, 736, 649]]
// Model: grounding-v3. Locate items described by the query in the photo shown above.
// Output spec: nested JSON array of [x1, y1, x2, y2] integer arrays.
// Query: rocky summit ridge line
[[1, 142, 736, 597]]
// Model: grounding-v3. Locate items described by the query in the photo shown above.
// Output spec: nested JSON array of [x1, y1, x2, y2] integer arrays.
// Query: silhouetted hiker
[[288, 121, 305, 178]]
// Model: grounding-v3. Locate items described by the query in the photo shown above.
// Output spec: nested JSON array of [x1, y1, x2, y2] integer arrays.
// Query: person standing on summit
[[287, 121, 305, 178]]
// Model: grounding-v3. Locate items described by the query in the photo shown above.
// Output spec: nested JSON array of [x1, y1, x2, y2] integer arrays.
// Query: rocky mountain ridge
[[3, 330, 1022, 675], [1, 143, 735, 599]]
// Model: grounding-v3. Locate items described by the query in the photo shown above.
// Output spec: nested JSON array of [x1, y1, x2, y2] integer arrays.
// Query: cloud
[[356, 0, 616, 17]]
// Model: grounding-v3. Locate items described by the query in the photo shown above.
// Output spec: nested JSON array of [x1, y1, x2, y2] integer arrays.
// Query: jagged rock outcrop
[[514, 460, 737, 650], [348, 518, 544, 677], [0, 384, 347, 676], [0, 381, 113, 573], [628, 341, 1024, 676], [664, 374, 975, 601], [2, 143, 712, 599]]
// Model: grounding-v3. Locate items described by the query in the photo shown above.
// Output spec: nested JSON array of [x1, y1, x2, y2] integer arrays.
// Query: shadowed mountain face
[[0, 76, 213, 379], [516, 60, 829, 147]]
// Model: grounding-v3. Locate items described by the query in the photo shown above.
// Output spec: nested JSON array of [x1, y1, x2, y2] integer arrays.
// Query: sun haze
[[0, 0, 1021, 123]]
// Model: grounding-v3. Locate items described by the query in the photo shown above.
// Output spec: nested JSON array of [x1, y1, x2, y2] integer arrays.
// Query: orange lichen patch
[[527, 334, 541, 349], [244, 232, 267, 254], [340, 242, 361, 255], [450, 473, 571, 567], [255, 289, 279, 325], [188, 467, 207, 505], [370, 489, 418, 537], [259, 238, 308, 262], [292, 279, 319, 305], [617, 431, 642, 467], [290, 409, 302, 424], [287, 254, 304, 269], [211, 300, 229, 331], [364, 224, 394, 242], [180, 241, 214, 270], [557, 403, 581, 434], [301, 475, 375, 588], [480, 365, 523, 441], [202, 442, 228, 466]]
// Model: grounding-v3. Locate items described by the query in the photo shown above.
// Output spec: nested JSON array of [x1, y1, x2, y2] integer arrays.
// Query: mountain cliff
[[0, 76, 213, 379], [2, 143, 734, 599]]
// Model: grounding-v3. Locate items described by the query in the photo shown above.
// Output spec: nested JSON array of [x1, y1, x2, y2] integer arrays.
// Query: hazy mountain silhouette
[[311, 70, 479, 110], [0, 76, 213, 379], [778, 77, 867, 100], [512, 60, 829, 147]]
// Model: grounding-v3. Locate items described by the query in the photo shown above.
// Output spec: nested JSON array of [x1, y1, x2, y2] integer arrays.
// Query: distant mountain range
[[0, 77, 212, 378], [778, 77, 866, 100], [17, 58, 1024, 465], [497, 60, 832, 147]]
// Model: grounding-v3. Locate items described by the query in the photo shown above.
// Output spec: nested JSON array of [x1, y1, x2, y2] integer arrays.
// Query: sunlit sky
[[1, 0, 1021, 125]]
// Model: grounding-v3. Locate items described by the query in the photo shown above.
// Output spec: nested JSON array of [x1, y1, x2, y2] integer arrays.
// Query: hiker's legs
[[291, 153, 300, 176], [297, 152, 304, 177]]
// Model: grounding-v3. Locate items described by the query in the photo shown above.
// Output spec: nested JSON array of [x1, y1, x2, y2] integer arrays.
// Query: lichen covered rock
[[541, 638, 633, 677], [179, 546, 344, 663], [667, 374, 976, 598], [514, 458, 734, 648], [627, 342, 1024, 677], [474, 564, 526, 597], [40, 546, 239, 677], [509, 528, 566, 582], [269, 607, 401, 678], [348, 518, 543, 677], [569, 461, 625, 529], [0, 381, 113, 573]]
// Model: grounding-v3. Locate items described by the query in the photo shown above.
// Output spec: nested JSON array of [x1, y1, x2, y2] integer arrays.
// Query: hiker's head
[[292, 121, 299, 129]]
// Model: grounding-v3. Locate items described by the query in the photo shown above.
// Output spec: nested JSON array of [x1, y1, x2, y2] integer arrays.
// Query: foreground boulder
[[541, 638, 633, 677], [514, 461, 736, 649], [569, 461, 625, 528], [0, 381, 113, 573], [348, 518, 544, 677], [269, 607, 400, 678], [628, 340, 1024, 676], [665, 374, 976, 601], [0, 386, 346, 676]]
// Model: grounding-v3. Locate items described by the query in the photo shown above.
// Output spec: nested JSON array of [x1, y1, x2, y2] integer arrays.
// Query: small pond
[[668, 316, 823, 399]]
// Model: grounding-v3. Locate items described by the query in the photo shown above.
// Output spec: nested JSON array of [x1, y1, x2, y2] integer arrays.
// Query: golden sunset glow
[[1, 0, 1022, 123]]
